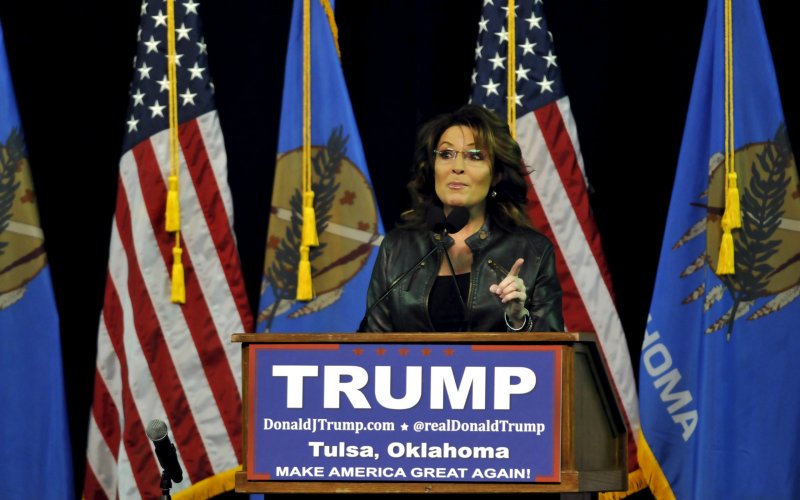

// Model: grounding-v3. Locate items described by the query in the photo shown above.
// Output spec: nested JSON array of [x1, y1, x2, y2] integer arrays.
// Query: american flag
[[470, 0, 642, 491], [83, 1, 252, 498]]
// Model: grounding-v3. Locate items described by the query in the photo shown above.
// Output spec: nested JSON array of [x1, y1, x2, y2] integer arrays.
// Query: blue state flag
[[257, 0, 383, 332], [0, 20, 74, 499], [638, 0, 800, 498]]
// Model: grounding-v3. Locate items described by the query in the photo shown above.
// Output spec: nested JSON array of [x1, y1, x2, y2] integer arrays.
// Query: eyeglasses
[[433, 148, 487, 162]]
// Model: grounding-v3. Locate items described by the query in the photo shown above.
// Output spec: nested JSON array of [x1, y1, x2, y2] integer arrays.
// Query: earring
[[490, 190, 497, 199]]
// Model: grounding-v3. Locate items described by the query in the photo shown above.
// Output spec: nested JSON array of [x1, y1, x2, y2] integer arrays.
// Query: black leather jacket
[[360, 218, 564, 333]]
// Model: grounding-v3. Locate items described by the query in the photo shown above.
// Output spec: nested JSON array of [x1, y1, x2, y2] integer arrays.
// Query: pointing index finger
[[508, 258, 524, 277]]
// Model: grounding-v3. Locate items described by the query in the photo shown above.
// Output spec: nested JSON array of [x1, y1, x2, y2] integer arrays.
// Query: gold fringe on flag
[[716, 0, 739, 276], [636, 429, 677, 500], [320, 0, 340, 58], [173, 465, 240, 499], [598, 468, 648, 500]]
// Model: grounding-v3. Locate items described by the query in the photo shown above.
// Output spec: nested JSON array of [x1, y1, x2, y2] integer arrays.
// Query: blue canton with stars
[[470, 0, 565, 119], [123, 0, 215, 151]]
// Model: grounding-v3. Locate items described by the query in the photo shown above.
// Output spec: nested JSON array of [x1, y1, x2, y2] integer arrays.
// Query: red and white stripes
[[518, 98, 641, 469], [84, 111, 252, 499]]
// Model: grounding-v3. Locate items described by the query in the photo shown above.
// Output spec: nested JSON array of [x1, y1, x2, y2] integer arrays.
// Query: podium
[[232, 332, 627, 494]]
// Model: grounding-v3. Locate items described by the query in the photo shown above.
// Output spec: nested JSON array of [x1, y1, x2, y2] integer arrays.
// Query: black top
[[429, 273, 470, 332]]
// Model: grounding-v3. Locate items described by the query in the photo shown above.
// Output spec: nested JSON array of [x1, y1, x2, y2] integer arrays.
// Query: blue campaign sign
[[246, 343, 562, 483]]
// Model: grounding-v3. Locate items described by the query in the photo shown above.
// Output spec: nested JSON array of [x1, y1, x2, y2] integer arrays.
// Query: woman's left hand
[[489, 257, 529, 326]]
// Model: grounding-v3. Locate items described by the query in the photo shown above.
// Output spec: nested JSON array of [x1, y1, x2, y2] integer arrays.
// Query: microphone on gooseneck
[[358, 206, 462, 332], [146, 419, 184, 484], [443, 206, 469, 234]]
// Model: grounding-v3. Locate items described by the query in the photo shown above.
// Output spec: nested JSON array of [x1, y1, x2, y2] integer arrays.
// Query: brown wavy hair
[[401, 104, 533, 232]]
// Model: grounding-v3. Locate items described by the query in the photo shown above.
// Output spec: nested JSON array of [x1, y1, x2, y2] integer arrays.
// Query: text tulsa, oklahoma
[[308, 441, 509, 459]]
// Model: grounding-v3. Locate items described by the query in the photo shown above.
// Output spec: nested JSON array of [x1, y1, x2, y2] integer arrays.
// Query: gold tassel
[[296, 245, 313, 301], [716, 228, 735, 275], [721, 171, 741, 229], [301, 191, 319, 246], [165, 174, 180, 232], [171, 245, 186, 304]]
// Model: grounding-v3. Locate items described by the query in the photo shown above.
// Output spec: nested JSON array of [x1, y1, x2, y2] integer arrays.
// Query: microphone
[[424, 205, 469, 234], [443, 206, 469, 234], [146, 419, 184, 483], [358, 205, 470, 332]]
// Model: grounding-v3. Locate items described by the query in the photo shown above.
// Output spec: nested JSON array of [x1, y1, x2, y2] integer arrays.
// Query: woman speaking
[[359, 105, 564, 333]]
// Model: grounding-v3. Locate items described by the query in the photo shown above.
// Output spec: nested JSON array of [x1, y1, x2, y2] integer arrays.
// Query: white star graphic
[[149, 100, 166, 118], [519, 38, 536, 56], [400, 423, 409, 431], [478, 16, 489, 33], [157, 75, 171, 92], [183, 0, 199, 14], [152, 10, 167, 28], [165, 52, 184, 67], [543, 50, 558, 67], [196, 38, 207, 55], [482, 78, 500, 97], [501, 3, 518, 17], [175, 23, 192, 41], [526, 12, 542, 30], [144, 35, 160, 54], [126, 116, 139, 132], [494, 25, 508, 44], [516, 64, 530, 81], [180, 88, 197, 106], [536, 76, 554, 93], [137, 62, 152, 80], [187, 62, 205, 80], [132, 89, 146, 106], [474, 42, 483, 60], [140, 2, 148, 15], [489, 52, 505, 70]]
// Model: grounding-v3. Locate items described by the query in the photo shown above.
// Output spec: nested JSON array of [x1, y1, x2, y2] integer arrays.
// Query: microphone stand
[[439, 230, 470, 332], [159, 469, 173, 500]]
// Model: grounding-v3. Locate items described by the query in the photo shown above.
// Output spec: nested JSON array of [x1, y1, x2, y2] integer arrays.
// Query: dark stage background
[[0, 1, 798, 497]]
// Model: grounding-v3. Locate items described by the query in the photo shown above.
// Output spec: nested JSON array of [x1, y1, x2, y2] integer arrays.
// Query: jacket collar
[[430, 216, 496, 253]]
